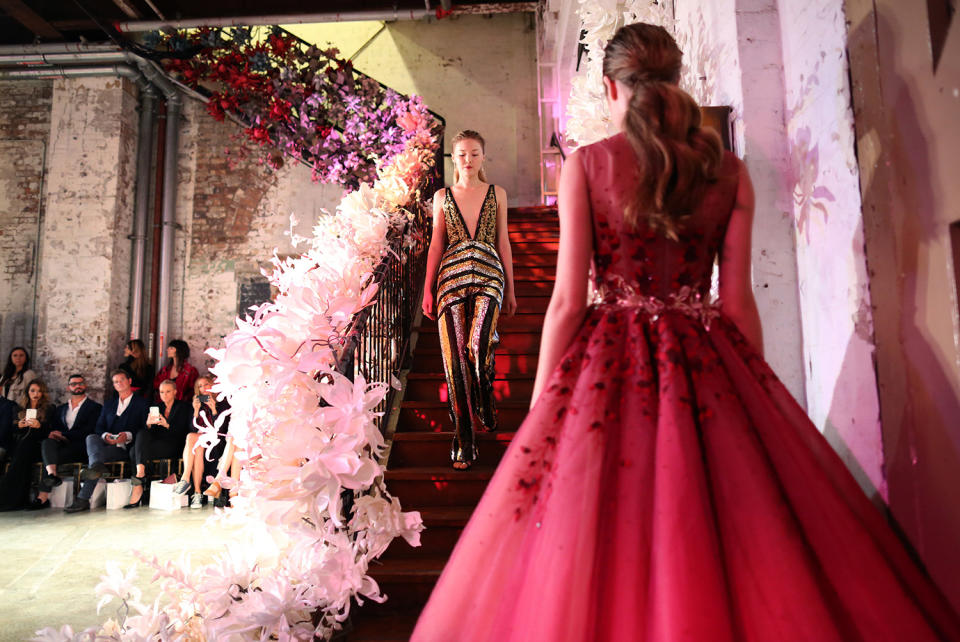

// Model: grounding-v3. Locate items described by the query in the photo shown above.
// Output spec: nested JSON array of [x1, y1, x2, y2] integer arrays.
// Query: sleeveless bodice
[[579, 134, 740, 305], [436, 185, 505, 316]]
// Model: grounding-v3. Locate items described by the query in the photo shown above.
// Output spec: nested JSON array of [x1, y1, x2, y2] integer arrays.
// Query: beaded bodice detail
[[444, 185, 499, 246], [581, 134, 740, 308]]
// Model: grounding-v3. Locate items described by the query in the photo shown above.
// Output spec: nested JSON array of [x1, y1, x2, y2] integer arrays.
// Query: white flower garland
[[35, 101, 440, 642], [565, 0, 674, 149]]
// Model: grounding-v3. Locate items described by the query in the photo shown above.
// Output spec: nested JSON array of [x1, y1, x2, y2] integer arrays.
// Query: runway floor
[[0, 503, 224, 641]]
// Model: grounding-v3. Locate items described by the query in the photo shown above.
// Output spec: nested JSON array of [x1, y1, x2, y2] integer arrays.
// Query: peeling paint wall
[[286, 13, 541, 206], [168, 100, 343, 374], [34, 77, 139, 401], [775, 0, 884, 497], [0, 80, 51, 360]]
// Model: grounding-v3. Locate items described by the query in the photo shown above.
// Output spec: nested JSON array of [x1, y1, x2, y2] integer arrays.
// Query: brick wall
[[34, 77, 139, 401], [0, 80, 52, 359], [169, 100, 342, 375]]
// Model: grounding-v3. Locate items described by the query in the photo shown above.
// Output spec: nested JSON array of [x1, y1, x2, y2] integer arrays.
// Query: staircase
[[347, 206, 559, 640]]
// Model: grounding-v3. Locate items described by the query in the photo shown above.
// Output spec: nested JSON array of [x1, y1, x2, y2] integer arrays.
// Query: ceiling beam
[[111, 0, 142, 19], [0, 0, 63, 39]]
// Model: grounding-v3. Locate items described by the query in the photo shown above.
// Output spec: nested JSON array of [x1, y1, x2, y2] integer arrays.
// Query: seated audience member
[[0, 395, 17, 461], [124, 379, 190, 508], [33, 374, 102, 509], [64, 370, 148, 513], [1, 346, 37, 402], [119, 339, 153, 399], [153, 339, 198, 403], [204, 435, 241, 508], [0, 379, 56, 511], [172, 376, 229, 508]]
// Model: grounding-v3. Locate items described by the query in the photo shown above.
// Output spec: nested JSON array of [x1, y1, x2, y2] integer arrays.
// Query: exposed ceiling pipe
[[113, 9, 434, 32], [0, 64, 141, 80], [154, 92, 181, 368], [129, 84, 156, 343], [0, 42, 120, 55]]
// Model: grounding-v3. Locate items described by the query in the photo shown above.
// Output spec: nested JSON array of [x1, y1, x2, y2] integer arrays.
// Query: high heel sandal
[[203, 480, 222, 498], [123, 475, 147, 509], [451, 442, 477, 471]]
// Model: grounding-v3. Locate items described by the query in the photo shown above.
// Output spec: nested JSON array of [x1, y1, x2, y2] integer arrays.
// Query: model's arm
[[421, 189, 448, 321], [718, 158, 764, 354], [495, 185, 517, 317], [530, 151, 593, 409]]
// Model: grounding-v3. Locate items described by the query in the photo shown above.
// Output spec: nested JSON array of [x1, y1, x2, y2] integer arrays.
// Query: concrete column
[[35, 76, 139, 400]]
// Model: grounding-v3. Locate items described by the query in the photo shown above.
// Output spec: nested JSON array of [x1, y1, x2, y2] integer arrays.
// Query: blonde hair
[[451, 130, 488, 183], [602, 23, 723, 239]]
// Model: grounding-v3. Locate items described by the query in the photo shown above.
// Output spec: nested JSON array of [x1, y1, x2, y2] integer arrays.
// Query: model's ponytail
[[603, 23, 723, 239], [451, 130, 488, 184]]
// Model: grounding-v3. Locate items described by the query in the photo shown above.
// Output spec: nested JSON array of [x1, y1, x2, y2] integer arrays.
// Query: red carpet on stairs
[[346, 206, 559, 641]]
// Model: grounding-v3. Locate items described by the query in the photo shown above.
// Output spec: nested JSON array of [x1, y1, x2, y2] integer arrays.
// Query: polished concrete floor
[[0, 505, 224, 641]]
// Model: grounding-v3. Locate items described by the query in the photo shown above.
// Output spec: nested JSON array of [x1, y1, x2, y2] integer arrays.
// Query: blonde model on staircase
[[421, 130, 517, 470]]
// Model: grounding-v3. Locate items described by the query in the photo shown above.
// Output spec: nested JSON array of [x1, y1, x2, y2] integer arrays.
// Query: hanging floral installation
[[36, 27, 442, 642], [565, 0, 674, 148], [152, 26, 421, 188]]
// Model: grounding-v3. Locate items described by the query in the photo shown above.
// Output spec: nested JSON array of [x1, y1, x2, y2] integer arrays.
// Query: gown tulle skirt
[[410, 303, 960, 642]]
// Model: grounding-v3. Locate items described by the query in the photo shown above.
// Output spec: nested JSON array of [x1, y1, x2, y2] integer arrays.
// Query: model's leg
[[468, 295, 501, 432], [438, 299, 477, 469]]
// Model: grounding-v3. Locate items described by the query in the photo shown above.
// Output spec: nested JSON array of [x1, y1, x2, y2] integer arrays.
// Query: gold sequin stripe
[[468, 295, 500, 432], [438, 300, 478, 463]]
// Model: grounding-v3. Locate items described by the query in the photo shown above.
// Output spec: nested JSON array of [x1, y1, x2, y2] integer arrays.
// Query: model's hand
[[49, 430, 66, 441], [103, 434, 117, 445], [26, 418, 41, 429], [115, 432, 129, 445], [205, 397, 217, 414], [502, 291, 518, 317], [422, 290, 437, 321], [192, 396, 201, 416]]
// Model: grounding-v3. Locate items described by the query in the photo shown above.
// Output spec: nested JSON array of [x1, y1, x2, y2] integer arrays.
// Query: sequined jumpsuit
[[436, 185, 505, 465]]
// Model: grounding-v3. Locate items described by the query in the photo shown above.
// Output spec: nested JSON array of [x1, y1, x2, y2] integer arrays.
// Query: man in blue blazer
[[36, 374, 102, 494], [65, 369, 148, 513]]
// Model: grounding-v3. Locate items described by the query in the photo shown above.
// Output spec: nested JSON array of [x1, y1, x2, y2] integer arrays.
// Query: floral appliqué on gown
[[411, 134, 960, 642]]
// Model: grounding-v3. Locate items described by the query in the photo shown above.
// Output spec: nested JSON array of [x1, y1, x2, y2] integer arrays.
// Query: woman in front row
[[413, 23, 960, 641], [421, 130, 517, 470], [172, 376, 229, 508], [0, 379, 55, 511], [124, 378, 190, 508]]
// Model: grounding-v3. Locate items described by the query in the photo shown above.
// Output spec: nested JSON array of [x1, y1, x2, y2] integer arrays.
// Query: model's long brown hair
[[451, 130, 489, 184], [603, 23, 723, 239]]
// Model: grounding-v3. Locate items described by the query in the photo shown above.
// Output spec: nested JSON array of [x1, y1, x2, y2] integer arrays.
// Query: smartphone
[[197, 394, 210, 403], [149, 406, 160, 416], [25, 409, 37, 420]]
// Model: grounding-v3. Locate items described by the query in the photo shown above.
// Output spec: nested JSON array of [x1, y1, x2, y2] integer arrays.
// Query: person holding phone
[[123, 379, 190, 508], [64, 370, 148, 513], [0, 379, 56, 510], [171, 376, 230, 508]]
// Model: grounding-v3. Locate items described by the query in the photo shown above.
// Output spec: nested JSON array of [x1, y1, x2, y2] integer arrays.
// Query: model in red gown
[[411, 23, 960, 642]]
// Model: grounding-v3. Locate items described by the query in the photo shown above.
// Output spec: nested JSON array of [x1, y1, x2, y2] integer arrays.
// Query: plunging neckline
[[449, 184, 493, 241]]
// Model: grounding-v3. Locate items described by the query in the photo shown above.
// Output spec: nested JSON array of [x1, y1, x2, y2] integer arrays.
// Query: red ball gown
[[411, 134, 960, 641]]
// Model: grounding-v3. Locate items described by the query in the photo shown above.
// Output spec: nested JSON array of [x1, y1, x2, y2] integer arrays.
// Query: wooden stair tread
[[368, 557, 447, 579], [384, 466, 496, 480], [392, 431, 516, 443], [406, 371, 533, 380], [416, 505, 475, 526], [401, 399, 529, 408]]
